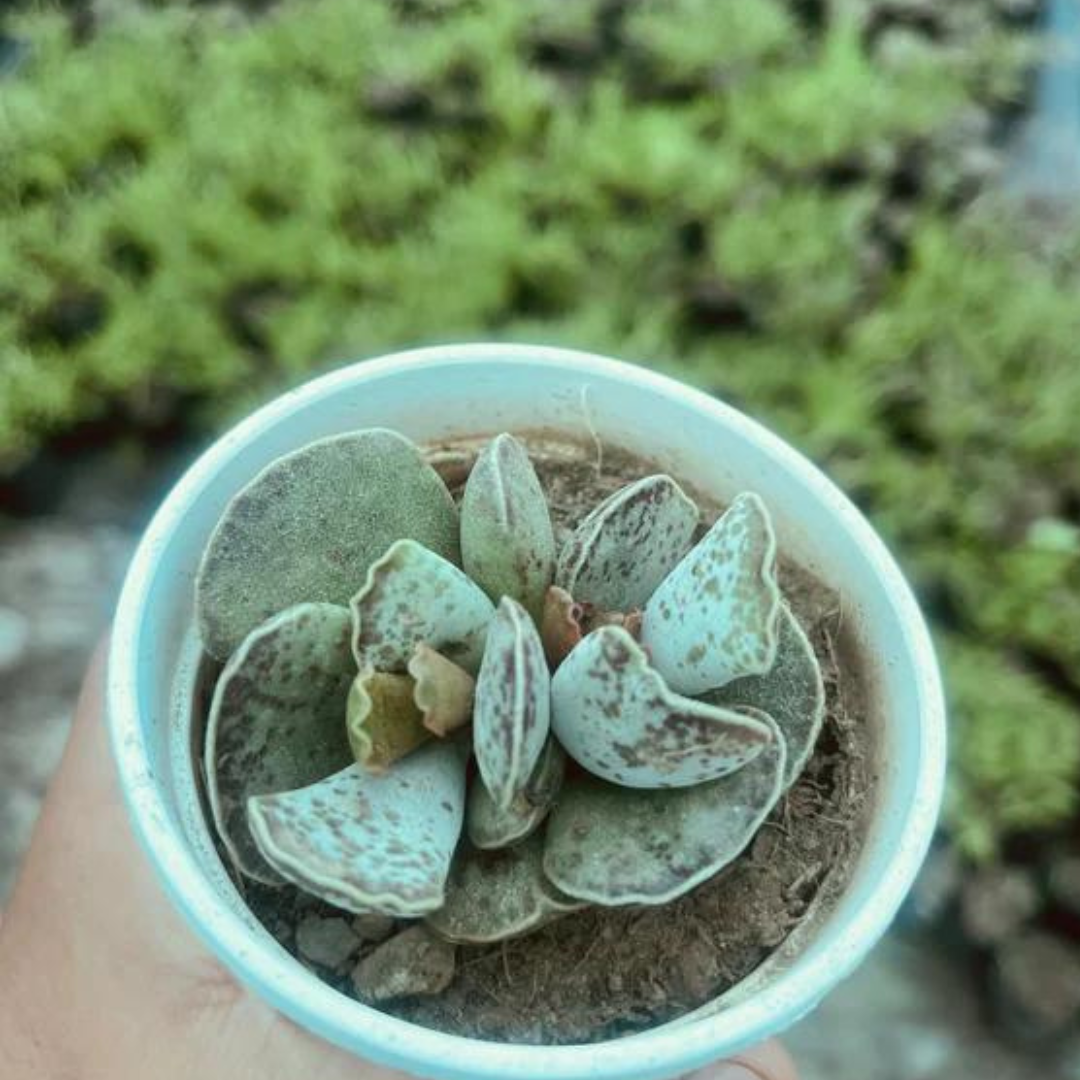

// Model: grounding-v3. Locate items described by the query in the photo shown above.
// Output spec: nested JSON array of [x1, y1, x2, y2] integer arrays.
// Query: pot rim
[[108, 343, 946, 1080]]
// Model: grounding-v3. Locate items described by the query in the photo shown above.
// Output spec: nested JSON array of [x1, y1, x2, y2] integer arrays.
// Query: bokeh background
[[3, 0, 1080, 1075]]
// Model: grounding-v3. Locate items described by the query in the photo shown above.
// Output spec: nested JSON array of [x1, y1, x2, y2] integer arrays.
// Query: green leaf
[[196, 429, 460, 660], [205, 602, 354, 884], [552, 625, 772, 788]]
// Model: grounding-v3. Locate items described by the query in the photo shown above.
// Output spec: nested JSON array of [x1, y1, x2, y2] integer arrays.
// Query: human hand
[[0, 641, 797, 1080]]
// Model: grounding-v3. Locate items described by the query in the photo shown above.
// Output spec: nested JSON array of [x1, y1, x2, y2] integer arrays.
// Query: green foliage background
[[3, 0, 1080, 859]]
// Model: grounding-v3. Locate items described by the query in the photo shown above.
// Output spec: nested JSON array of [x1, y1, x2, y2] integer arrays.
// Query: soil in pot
[[199, 432, 876, 1044]]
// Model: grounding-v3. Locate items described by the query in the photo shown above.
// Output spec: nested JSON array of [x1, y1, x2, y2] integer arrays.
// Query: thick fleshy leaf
[[642, 492, 781, 696], [540, 585, 585, 669], [408, 644, 476, 737], [196, 429, 460, 660], [467, 738, 566, 850], [351, 539, 495, 674], [543, 710, 787, 906], [556, 475, 699, 611], [473, 597, 551, 812], [205, 603, 354, 884], [704, 604, 825, 790], [551, 626, 772, 789], [247, 741, 467, 916], [346, 667, 431, 772], [427, 835, 584, 944], [461, 433, 556, 619]]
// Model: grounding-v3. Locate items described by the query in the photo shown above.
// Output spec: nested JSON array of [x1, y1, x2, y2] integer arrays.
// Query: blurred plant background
[[3, 0, 1080, 1074]]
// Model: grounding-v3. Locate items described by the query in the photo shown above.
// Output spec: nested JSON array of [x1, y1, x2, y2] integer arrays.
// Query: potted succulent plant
[[108, 345, 945, 1080]]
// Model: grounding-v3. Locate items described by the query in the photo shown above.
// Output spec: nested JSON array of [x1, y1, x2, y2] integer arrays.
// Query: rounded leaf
[[642, 492, 781, 695], [467, 738, 566, 849], [346, 666, 432, 773], [556, 474, 699, 611], [705, 603, 825, 790], [351, 539, 495, 674], [552, 625, 772, 789], [543, 710, 787, 906], [408, 644, 476, 737], [196, 429, 459, 660], [473, 597, 551, 812], [427, 835, 584, 944], [247, 742, 467, 917], [205, 603, 354, 884], [461, 433, 556, 619]]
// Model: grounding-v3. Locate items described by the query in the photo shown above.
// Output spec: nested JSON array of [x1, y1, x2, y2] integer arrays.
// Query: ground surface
[[0, 448, 1058, 1079]]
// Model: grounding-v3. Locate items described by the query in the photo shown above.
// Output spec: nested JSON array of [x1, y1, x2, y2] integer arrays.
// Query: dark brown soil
[[219, 432, 875, 1044]]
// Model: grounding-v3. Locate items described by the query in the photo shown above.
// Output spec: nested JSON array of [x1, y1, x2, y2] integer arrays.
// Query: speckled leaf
[[461, 433, 556, 619], [467, 738, 566, 849], [351, 539, 495, 674], [544, 710, 787, 906], [196, 429, 460, 660], [474, 597, 551, 812], [642, 492, 781, 696], [346, 666, 431, 772], [704, 604, 825, 790], [539, 585, 585, 669], [556, 475, 699, 611], [408, 644, 475, 737], [427, 835, 585, 944], [246, 741, 467, 916], [551, 625, 772, 789], [205, 603, 354, 884]]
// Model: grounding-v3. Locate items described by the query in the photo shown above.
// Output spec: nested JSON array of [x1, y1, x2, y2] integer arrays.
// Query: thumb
[[684, 1040, 798, 1080]]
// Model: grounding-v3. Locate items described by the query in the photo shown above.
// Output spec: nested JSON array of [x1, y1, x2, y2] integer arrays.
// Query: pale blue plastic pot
[[108, 344, 946, 1080]]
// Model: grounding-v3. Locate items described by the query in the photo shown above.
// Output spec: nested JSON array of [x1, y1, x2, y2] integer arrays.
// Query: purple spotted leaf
[[427, 834, 585, 944], [556, 475, 699, 612], [473, 597, 551, 812], [704, 604, 825, 789], [543, 710, 787, 905], [351, 539, 495, 674], [346, 666, 431, 773], [551, 625, 772, 789], [196, 429, 459, 660], [461, 434, 556, 620], [642, 492, 781, 696], [246, 741, 468, 917], [408, 644, 475, 737], [205, 602, 354, 885], [467, 738, 566, 850]]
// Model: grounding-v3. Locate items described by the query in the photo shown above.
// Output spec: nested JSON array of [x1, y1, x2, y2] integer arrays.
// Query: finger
[[685, 1039, 798, 1080]]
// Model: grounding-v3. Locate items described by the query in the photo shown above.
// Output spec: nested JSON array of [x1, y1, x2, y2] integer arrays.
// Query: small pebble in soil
[[960, 866, 1040, 946], [295, 915, 362, 972], [992, 931, 1080, 1044], [353, 913, 397, 943], [352, 927, 457, 1003]]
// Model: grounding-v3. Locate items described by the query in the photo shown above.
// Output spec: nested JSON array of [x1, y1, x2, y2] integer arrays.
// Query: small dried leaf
[[205, 603, 354, 884], [704, 604, 825, 790], [246, 741, 467, 916], [408, 644, 475, 737], [346, 666, 431, 772], [467, 738, 566, 850], [544, 710, 787, 906], [197, 429, 459, 660], [461, 433, 556, 619], [473, 597, 551, 812], [427, 835, 585, 944], [556, 474, 699, 611], [351, 539, 495, 674], [642, 492, 781, 696], [551, 626, 772, 789], [539, 585, 585, 669], [352, 926, 457, 1002]]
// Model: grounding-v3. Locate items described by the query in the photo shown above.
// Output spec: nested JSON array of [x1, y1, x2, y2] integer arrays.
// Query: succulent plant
[[199, 428, 825, 951]]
